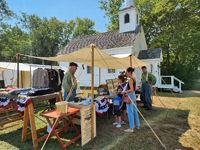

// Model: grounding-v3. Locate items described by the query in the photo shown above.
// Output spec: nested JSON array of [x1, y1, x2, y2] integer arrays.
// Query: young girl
[[121, 67, 140, 132], [117, 75, 126, 124]]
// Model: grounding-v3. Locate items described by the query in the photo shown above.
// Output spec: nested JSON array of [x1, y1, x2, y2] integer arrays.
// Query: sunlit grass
[[0, 90, 199, 150]]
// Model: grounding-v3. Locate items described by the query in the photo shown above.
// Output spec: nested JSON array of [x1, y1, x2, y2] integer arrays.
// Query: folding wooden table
[[39, 107, 81, 150]]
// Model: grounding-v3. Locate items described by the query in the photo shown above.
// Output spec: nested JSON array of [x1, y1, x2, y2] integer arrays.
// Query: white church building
[[58, 0, 184, 92]]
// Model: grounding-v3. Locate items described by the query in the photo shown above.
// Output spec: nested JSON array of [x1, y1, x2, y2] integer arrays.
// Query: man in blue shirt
[[112, 90, 124, 128]]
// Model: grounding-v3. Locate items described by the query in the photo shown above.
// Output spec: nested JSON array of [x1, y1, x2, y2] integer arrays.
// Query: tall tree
[[99, 0, 200, 89], [19, 13, 99, 64], [99, 0, 124, 31], [0, 0, 15, 26]]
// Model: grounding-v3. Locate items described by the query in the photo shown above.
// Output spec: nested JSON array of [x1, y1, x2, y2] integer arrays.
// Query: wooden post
[[21, 71, 23, 88], [2, 71, 4, 80], [151, 64, 153, 103], [30, 65, 31, 87], [28, 103, 38, 148], [130, 54, 132, 67], [99, 68, 101, 86], [21, 106, 29, 143], [91, 44, 94, 140], [16, 54, 19, 88]]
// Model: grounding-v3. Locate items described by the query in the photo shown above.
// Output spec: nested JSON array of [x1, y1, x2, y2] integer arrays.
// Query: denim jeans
[[126, 91, 140, 129], [64, 90, 76, 102]]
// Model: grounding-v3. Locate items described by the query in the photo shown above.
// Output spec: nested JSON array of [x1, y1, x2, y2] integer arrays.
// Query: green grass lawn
[[0, 90, 200, 150]]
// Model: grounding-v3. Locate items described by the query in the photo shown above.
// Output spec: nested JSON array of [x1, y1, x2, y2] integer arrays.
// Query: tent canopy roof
[[21, 44, 149, 69]]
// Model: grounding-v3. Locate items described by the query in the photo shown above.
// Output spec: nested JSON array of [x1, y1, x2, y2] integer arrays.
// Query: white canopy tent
[[23, 45, 149, 69], [16, 44, 149, 143]]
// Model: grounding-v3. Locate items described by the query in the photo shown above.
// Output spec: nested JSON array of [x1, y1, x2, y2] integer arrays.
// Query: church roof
[[138, 48, 162, 60], [57, 25, 142, 55]]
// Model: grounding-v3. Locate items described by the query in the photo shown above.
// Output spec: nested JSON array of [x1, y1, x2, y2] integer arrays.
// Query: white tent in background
[[0, 62, 68, 88]]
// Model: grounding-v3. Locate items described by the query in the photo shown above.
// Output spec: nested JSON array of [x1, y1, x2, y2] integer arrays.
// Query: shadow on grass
[[0, 102, 194, 150], [153, 91, 200, 98]]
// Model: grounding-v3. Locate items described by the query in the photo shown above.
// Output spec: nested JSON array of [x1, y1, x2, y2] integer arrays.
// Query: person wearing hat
[[62, 62, 78, 101], [141, 66, 156, 110]]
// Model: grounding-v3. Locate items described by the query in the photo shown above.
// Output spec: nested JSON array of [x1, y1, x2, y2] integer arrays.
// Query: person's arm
[[149, 72, 157, 86], [125, 78, 134, 93], [119, 98, 124, 109], [119, 101, 124, 109]]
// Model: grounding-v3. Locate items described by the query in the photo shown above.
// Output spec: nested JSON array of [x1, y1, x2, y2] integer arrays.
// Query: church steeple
[[118, 0, 140, 33], [124, 0, 134, 8]]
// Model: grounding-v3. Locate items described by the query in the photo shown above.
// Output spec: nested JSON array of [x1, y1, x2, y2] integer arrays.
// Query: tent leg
[[91, 44, 94, 140]]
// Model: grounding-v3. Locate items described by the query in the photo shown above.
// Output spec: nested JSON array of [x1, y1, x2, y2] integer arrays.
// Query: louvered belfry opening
[[124, 13, 130, 23]]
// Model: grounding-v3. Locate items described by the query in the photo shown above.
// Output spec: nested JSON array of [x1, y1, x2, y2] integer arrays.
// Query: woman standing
[[121, 67, 140, 132]]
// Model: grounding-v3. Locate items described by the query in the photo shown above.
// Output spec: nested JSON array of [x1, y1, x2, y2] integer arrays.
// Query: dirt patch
[[183, 90, 200, 94]]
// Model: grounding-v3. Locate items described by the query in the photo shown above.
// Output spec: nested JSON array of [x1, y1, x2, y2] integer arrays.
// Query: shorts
[[121, 102, 126, 110], [114, 110, 121, 116]]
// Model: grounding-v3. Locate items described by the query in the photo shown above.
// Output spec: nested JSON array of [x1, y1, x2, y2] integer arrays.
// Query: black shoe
[[140, 105, 147, 108], [146, 108, 152, 110]]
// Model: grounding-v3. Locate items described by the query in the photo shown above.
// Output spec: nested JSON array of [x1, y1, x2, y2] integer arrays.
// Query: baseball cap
[[69, 62, 78, 67]]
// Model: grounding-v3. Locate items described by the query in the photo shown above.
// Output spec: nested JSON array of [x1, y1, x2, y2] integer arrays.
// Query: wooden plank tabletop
[[40, 107, 80, 119]]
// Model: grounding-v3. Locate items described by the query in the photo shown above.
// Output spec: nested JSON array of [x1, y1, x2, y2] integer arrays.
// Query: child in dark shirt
[[117, 75, 126, 124], [112, 89, 124, 128]]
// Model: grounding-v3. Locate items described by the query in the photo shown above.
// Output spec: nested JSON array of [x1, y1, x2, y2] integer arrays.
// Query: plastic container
[[55, 101, 68, 114]]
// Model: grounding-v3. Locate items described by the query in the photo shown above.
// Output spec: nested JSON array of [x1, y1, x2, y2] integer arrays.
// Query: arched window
[[124, 13, 130, 23]]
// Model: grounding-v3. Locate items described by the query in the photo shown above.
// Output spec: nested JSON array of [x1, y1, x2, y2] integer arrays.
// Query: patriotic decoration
[[95, 98, 110, 117], [0, 97, 31, 115]]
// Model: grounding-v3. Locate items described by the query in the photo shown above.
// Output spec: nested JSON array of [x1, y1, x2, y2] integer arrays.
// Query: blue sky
[[5, 0, 121, 33]]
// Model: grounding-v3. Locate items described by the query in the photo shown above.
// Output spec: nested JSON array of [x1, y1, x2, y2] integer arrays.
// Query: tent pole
[[30, 65, 31, 87], [2, 71, 4, 80], [16, 53, 19, 88], [99, 68, 101, 86], [130, 54, 132, 67], [91, 44, 94, 140]]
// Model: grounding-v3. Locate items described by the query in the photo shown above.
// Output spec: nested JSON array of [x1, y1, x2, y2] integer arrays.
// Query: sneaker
[[113, 122, 118, 125], [116, 124, 121, 128], [121, 120, 126, 124]]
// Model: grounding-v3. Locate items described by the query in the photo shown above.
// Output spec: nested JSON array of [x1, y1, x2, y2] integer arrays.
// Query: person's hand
[[69, 93, 73, 97], [149, 84, 152, 87], [119, 106, 122, 109], [121, 91, 126, 95]]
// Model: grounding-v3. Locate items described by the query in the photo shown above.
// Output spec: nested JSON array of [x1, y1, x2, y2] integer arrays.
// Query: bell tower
[[118, 0, 140, 33]]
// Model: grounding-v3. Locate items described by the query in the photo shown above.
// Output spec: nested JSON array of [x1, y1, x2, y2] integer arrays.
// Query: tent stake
[[91, 44, 94, 140]]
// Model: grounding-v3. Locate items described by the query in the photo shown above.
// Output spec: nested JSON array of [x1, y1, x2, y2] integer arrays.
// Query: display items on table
[[112, 78, 119, 89], [55, 101, 68, 114], [106, 79, 114, 94], [106, 79, 120, 95], [97, 84, 109, 95]]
